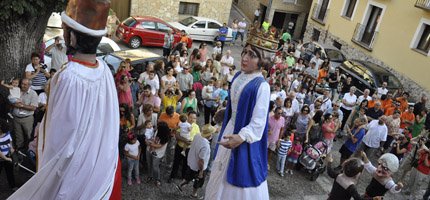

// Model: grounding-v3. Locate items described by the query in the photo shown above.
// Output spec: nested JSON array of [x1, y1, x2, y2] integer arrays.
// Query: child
[[1, 78, 20, 103], [177, 114, 192, 156], [0, 119, 16, 190], [276, 127, 294, 177], [124, 134, 141, 185], [285, 136, 303, 175], [296, 87, 306, 109], [219, 82, 229, 102], [144, 120, 154, 153], [144, 71, 159, 96], [202, 79, 214, 101]]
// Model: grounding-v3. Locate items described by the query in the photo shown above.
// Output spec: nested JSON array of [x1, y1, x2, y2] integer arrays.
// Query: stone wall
[[130, 0, 232, 24], [304, 22, 430, 103]]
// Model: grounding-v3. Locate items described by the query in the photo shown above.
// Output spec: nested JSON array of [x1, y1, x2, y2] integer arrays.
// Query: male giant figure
[[9, 0, 121, 199]]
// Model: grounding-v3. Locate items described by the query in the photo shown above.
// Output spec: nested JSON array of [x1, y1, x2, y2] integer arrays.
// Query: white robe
[[205, 72, 270, 200], [9, 59, 119, 200]]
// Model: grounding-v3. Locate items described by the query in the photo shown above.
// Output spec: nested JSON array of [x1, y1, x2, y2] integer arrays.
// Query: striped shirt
[[0, 132, 12, 161], [25, 63, 48, 90], [278, 139, 292, 156]]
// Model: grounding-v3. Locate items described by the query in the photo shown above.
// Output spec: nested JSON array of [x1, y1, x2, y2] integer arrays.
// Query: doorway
[[272, 12, 286, 29], [260, 4, 267, 24], [361, 5, 382, 45], [317, 0, 330, 21]]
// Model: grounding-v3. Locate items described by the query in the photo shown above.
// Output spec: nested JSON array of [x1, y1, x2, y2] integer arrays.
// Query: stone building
[[304, 0, 430, 102], [235, 0, 313, 39], [113, 0, 234, 24]]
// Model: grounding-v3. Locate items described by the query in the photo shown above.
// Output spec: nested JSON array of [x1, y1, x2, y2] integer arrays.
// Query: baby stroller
[[297, 141, 328, 181]]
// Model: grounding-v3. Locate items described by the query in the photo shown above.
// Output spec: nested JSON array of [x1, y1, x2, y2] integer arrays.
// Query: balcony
[[351, 23, 378, 51], [311, 3, 329, 25], [415, 0, 430, 11]]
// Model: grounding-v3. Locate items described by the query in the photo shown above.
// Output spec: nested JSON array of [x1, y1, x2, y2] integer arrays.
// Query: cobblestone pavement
[[1, 5, 429, 200]]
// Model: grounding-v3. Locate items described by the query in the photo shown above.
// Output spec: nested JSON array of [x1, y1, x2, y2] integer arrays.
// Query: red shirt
[[416, 150, 430, 175], [322, 121, 336, 140]]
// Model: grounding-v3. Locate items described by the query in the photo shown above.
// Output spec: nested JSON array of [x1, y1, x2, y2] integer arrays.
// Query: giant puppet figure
[[9, 0, 121, 199], [205, 26, 280, 199]]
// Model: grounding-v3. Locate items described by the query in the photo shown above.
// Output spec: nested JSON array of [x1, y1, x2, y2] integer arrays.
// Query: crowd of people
[[2, 14, 430, 200]]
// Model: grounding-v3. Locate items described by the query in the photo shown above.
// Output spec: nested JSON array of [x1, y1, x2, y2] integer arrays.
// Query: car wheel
[[129, 36, 141, 49]]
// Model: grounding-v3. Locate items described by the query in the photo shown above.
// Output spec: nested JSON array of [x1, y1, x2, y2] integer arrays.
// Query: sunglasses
[[121, 66, 126, 68], [333, 105, 339, 107], [276, 112, 282, 115], [303, 109, 309, 112], [183, 68, 189, 70]]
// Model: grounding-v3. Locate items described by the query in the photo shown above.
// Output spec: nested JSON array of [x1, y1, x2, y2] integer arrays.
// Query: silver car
[[303, 41, 347, 72]]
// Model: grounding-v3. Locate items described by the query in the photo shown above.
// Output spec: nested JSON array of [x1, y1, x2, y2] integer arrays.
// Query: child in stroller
[[298, 140, 328, 181]]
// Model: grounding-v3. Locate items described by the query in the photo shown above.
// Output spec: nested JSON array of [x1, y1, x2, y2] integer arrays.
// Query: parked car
[[338, 59, 403, 96], [116, 16, 192, 49], [302, 41, 347, 72], [169, 16, 233, 45], [103, 49, 167, 76]]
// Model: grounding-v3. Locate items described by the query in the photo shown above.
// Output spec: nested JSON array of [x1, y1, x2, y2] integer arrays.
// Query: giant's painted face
[[376, 160, 391, 177]]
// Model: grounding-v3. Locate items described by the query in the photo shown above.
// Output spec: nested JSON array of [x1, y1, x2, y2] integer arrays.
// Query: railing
[[311, 3, 329, 25], [351, 23, 378, 51], [415, 0, 430, 11]]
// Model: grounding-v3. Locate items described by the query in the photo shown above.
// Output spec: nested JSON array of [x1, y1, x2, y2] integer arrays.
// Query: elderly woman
[[205, 32, 273, 199], [340, 86, 358, 131]]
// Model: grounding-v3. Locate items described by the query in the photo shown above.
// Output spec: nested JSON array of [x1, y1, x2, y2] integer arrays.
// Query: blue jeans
[[277, 154, 287, 174], [235, 32, 244, 42], [146, 150, 162, 180], [231, 32, 237, 42], [127, 158, 139, 180]]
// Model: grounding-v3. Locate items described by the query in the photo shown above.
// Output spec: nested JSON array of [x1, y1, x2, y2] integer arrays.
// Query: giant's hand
[[218, 134, 244, 149]]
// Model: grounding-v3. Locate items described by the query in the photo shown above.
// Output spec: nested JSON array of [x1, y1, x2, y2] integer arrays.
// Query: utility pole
[[265, 0, 272, 22]]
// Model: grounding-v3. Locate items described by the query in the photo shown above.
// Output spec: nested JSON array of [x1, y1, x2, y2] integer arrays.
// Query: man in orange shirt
[[400, 105, 415, 132], [396, 92, 409, 112], [381, 92, 393, 111], [385, 100, 401, 116], [367, 94, 380, 108], [317, 64, 328, 83]]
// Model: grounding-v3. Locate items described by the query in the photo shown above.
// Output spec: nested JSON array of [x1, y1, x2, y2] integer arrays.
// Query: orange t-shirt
[[396, 97, 408, 112], [381, 99, 392, 111], [317, 69, 327, 83], [158, 112, 180, 136], [400, 111, 416, 129], [385, 107, 395, 116]]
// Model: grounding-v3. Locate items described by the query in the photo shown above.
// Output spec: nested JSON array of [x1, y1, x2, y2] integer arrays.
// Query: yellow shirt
[[178, 123, 200, 148], [162, 96, 178, 112], [262, 21, 270, 31]]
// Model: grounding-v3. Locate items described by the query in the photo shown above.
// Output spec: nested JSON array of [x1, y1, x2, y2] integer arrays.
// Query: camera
[[399, 136, 405, 141]]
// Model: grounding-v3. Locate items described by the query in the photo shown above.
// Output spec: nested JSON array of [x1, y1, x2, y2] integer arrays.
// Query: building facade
[[126, 0, 232, 24], [304, 0, 430, 101], [235, 0, 313, 39]]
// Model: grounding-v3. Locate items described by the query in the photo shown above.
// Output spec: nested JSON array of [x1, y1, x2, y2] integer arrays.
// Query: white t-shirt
[[238, 21, 247, 33], [254, 9, 260, 16], [161, 75, 177, 87], [341, 93, 357, 110], [362, 120, 387, 148], [310, 57, 323, 69], [232, 23, 238, 32], [202, 85, 214, 100], [173, 62, 182, 73], [50, 46, 68, 71], [145, 78, 159, 95], [145, 128, 154, 141], [187, 133, 210, 171], [212, 47, 222, 57], [296, 92, 305, 104], [178, 122, 192, 140], [38, 92, 47, 104], [357, 95, 372, 105], [270, 93, 278, 101], [220, 56, 234, 75], [138, 72, 159, 86], [9, 87, 21, 100], [291, 98, 300, 114], [377, 88, 388, 99], [291, 80, 300, 91], [124, 140, 140, 157]]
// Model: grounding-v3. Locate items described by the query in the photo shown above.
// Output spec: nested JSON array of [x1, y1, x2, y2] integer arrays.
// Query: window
[[97, 43, 114, 56], [208, 22, 221, 29], [179, 17, 198, 26], [410, 18, 430, 55], [312, 28, 320, 42], [283, 0, 297, 4], [122, 17, 137, 27], [342, 0, 357, 19], [137, 21, 156, 31], [333, 40, 342, 50], [417, 25, 430, 53], [179, 2, 199, 16], [325, 49, 346, 62], [157, 23, 173, 33], [193, 21, 206, 29]]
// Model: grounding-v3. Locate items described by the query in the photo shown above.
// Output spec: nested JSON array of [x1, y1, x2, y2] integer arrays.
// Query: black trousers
[[0, 161, 16, 188], [204, 104, 216, 125], [169, 144, 190, 179], [340, 107, 352, 130], [220, 40, 225, 53]]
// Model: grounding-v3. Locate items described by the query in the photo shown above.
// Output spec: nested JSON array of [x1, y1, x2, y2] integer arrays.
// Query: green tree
[[0, 0, 68, 81]]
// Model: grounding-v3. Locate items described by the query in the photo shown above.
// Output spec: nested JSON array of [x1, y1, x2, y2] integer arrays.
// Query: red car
[[116, 16, 192, 49]]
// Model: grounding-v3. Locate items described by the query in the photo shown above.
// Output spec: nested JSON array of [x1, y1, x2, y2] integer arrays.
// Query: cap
[[61, 0, 111, 37]]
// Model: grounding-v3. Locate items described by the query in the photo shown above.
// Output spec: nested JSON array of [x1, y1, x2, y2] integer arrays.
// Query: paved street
[[1, 5, 429, 200]]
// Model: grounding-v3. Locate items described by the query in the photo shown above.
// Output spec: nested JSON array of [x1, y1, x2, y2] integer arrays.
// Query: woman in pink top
[[115, 61, 131, 84], [198, 43, 208, 66], [117, 74, 133, 108], [322, 113, 340, 153]]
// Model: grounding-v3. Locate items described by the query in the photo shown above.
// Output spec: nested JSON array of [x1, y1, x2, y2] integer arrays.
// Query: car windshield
[[325, 49, 345, 62], [97, 43, 115, 56], [104, 54, 123, 72], [122, 17, 137, 27], [376, 74, 403, 89], [345, 61, 376, 87], [179, 17, 198, 27]]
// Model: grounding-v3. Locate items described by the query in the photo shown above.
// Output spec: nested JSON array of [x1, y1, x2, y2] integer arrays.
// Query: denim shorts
[[287, 156, 298, 163]]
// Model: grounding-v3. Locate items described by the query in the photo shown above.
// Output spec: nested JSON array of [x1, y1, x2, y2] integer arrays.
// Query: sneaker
[[285, 169, 290, 174], [190, 194, 204, 199], [289, 170, 293, 175], [136, 178, 141, 184], [175, 184, 184, 194], [127, 179, 132, 185]]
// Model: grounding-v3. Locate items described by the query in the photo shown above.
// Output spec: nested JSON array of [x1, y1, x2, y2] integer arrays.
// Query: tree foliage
[[0, 0, 67, 20]]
